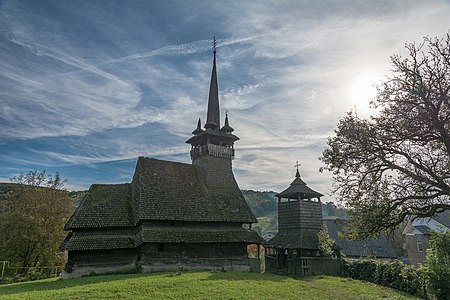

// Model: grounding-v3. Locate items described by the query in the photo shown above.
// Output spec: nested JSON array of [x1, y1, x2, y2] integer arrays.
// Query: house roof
[[414, 225, 432, 235], [324, 219, 397, 258], [402, 211, 450, 235], [433, 210, 450, 229]]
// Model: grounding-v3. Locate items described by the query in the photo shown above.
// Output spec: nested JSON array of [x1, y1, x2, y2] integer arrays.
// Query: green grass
[[0, 271, 419, 300]]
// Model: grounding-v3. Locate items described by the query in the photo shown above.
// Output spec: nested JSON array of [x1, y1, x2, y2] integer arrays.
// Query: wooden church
[[61, 42, 262, 278]]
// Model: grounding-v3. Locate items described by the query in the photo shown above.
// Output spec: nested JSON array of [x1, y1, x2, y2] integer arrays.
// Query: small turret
[[192, 118, 204, 135], [220, 113, 234, 133]]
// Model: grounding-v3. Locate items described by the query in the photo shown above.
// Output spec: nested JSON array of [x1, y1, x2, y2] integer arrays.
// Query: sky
[[1, 0, 450, 202]]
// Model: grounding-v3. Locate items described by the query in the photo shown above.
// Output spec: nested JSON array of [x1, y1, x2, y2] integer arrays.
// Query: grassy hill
[[0, 271, 418, 300]]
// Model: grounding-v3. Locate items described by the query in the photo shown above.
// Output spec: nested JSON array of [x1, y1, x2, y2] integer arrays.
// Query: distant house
[[323, 219, 397, 260], [402, 211, 450, 266]]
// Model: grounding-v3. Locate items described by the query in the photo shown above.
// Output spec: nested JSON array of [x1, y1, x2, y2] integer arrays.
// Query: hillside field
[[0, 271, 419, 300]]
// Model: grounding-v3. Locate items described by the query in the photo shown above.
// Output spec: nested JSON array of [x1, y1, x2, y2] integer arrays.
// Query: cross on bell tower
[[294, 161, 301, 178]]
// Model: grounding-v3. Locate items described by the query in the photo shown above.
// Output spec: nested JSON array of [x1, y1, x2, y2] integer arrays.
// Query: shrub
[[342, 259, 426, 298], [424, 230, 450, 300]]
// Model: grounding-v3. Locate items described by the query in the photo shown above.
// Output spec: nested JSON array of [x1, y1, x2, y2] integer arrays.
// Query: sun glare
[[349, 72, 381, 115]]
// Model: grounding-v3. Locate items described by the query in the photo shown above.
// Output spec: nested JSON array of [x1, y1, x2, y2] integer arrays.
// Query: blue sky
[[1, 0, 450, 202]]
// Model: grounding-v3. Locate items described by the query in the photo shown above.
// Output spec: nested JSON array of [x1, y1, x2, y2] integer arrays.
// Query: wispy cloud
[[1, 0, 449, 195]]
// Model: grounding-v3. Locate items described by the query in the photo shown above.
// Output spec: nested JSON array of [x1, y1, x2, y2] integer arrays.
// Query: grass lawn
[[0, 271, 420, 299]]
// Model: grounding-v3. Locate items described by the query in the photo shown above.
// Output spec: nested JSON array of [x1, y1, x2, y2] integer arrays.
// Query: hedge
[[341, 259, 427, 298]]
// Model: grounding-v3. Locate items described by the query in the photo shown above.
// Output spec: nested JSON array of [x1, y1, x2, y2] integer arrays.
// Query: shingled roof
[[276, 171, 323, 199], [266, 228, 320, 250], [141, 228, 262, 244], [133, 157, 256, 223], [65, 183, 133, 229], [324, 219, 397, 258]]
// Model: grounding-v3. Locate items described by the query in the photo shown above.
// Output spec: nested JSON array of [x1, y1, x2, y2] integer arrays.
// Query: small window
[[157, 243, 165, 252], [417, 240, 423, 252]]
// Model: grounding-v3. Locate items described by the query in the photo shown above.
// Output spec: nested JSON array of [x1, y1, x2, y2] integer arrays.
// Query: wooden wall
[[140, 242, 250, 272]]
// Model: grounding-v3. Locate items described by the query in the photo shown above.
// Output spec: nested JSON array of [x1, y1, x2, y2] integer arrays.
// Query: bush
[[424, 230, 450, 300], [342, 259, 426, 298]]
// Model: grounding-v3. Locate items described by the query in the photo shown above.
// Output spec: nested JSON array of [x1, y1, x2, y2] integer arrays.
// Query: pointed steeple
[[186, 36, 239, 164], [204, 37, 220, 130], [192, 118, 204, 135]]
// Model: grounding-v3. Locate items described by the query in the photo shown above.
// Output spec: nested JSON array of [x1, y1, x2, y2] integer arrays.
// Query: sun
[[349, 71, 381, 115]]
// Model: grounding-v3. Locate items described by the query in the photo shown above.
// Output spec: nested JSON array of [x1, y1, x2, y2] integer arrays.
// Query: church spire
[[204, 37, 220, 130], [186, 36, 239, 164]]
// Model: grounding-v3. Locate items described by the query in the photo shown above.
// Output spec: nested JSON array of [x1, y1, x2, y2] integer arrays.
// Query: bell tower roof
[[275, 162, 324, 200]]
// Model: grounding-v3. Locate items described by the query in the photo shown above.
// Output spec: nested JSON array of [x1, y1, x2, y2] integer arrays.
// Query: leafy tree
[[0, 171, 73, 270], [318, 224, 336, 257], [321, 34, 450, 237], [424, 230, 450, 300]]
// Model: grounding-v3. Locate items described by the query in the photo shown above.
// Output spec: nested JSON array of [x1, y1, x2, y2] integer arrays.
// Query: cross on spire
[[212, 36, 217, 53], [294, 161, 301, 178]]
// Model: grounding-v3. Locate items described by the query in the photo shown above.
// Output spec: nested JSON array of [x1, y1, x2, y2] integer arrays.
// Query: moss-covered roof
[[64, 231, 137, 250], [62, 227, 263, 251], [133, 157, 256, 223], [266, 229, 320, 250], [141, 229, 263, 244], [65, 183, 132, 229]]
